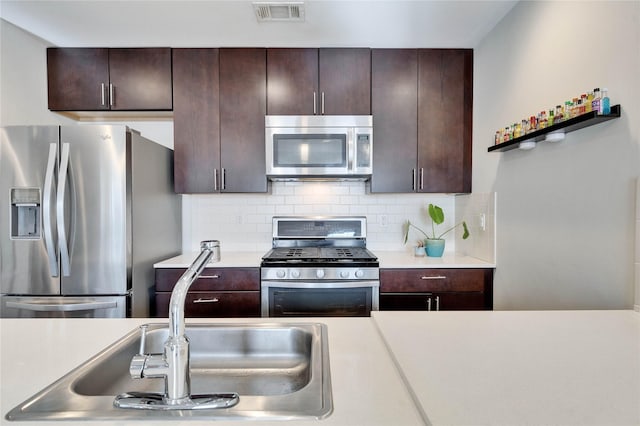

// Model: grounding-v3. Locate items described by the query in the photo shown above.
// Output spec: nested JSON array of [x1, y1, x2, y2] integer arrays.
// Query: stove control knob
[[355, 270, 365, 278], [276, 269, 286, 279], [316, 269, 325, 279], [340, 270, 349, 278], [291, 269, 300, 278]]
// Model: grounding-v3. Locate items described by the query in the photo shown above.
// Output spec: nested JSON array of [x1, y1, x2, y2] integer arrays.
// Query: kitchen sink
[[6, 323, 332, 421]]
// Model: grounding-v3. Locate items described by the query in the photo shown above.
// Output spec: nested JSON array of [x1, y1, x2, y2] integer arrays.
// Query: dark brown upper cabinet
[[267, 48, 371, 115], [370, 49, 419, 193], [370, 48, 472, 193], [47, 48, 172, 111], [418, 49, 473, 193], [219, 48, 268, 193], [172, 48, 268, 194], [172, 48, 220, 194]]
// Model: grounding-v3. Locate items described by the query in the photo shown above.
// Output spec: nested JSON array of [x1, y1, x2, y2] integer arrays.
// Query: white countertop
[[373, 310, 640, 426], [0, 317, 423, 426], [3, 311, 639, 425], [154, 251, 495, 269], [374, 250, 495, 268]]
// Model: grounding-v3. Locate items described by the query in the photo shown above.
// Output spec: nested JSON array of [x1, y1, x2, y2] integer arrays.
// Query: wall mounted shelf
[[488, 104, 621, 152]]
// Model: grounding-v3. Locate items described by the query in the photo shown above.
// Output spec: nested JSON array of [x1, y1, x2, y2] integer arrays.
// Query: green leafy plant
[[403, 203, 470, 243]]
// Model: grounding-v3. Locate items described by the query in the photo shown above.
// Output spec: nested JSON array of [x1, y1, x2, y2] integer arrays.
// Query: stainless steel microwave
[[265, 115, 373, 180]]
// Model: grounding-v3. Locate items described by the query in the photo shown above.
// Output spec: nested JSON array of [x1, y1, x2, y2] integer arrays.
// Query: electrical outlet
[[380, 215, 388, 227], [479, 213, 486, 231]]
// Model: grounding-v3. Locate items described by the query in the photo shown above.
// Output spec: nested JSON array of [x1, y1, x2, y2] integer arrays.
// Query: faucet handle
[[130, 325, 149, 379], [138, 325, 148, 355]]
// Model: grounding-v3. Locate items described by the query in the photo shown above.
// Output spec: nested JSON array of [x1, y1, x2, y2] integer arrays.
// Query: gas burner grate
[[333, 248, 355, 258], [284, 248, 306, 258]]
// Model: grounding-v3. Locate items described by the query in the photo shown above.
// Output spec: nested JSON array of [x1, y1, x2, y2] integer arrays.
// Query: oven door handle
[[261, 280, 380, 289]]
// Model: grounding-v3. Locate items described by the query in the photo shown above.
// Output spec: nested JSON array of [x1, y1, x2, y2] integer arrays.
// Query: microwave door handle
[[348, 128, 355, 171]]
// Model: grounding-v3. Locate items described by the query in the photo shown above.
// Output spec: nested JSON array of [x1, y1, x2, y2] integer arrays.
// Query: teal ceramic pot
[[425, 239, 445, 257]]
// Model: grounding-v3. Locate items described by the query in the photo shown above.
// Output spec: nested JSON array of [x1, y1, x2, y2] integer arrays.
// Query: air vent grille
[[252, 2, 305, 22]]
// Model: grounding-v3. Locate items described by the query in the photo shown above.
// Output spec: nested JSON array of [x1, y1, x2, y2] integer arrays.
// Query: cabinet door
[[266, 48, 318, 115], [47, 48, 109, 111], [380, 292, 485, 311], [318, 48, 371, 115], [108, 48, 172, 111], [370, 49, 418, 193], [418, 49, 473, 193], [172, 48, 220, 193], [219, 48, 268, 193]]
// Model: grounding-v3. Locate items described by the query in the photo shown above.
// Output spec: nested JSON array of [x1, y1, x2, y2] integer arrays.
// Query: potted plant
[[403, 203, 470, 257]]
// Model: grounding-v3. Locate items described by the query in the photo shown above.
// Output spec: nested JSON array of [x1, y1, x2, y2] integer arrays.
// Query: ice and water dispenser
[[10, 188, 40, 239]]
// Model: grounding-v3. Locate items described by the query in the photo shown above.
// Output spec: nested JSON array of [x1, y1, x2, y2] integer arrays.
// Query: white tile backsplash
[[183, 181, 492, 254]]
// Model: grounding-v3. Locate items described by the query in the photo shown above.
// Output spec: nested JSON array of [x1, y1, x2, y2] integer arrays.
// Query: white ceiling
[[0, 0, 518, 48]]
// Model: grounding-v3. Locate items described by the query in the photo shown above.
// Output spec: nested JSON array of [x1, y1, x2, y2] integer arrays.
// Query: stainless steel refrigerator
[[0, 125, 181, 318]]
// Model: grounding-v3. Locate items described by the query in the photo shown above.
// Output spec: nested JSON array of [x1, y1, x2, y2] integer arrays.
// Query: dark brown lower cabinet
[[154, 267, 260, 318], [380, 268, 493, 311]]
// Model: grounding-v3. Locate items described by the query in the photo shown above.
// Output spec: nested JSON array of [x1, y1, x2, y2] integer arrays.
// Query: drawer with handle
[[155, 268, 260, 292], [155, 291, 260, 317], [380, 268, 487, 293]]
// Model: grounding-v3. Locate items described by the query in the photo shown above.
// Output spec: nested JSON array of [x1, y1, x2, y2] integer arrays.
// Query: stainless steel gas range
[[260, 216, 379, 317]]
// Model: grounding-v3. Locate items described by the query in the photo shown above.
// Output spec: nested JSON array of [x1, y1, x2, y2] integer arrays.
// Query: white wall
[[474, 1, 640, 309], [0, 20, 71, 125]]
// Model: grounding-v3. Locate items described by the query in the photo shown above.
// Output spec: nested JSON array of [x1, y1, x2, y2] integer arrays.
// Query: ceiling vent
[[252, 2, 305, 22]]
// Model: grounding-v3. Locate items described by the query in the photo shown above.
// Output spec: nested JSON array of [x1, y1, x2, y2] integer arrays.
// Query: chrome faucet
[[114, 241, 239, 410]]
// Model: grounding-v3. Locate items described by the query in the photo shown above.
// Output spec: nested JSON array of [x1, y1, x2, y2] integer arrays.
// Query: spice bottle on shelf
[[548, 109, 555, 127], [564, 101, 572, 119], [555, 105, 564, 123], [585, 92, 593, 113], [592, 88, 601, 114], [570, 98, 580, 118], [580, 94, 588, 114], [514, 122, 522, 138], [601, 88, 610, 114], [539, 111, 548, 129]]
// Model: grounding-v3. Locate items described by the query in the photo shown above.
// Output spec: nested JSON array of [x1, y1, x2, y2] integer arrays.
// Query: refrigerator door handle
[[6, 300, 117, 312], [57, 143, 71, 276], [43, 143, 59, 277]]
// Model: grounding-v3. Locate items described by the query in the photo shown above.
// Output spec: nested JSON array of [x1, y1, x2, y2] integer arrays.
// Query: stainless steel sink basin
[[6, 323, 332, 421]]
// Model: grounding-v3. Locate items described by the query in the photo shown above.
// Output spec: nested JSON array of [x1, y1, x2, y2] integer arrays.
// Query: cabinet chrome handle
[[221, 168, 226, 191], [193, 297, 219, 304], [100, 83, 106, 106], [313, 91, 317, 115], [199, 275, 220, 279], [435, 295, 440, 311], [213, 168, 218, 191], [412, 169, 416, 191], [321, 92, 325, 115], [419, 167, 424, 190], [421, 275, 447, 280], [109, 83, 114, 106], [427, 297, 432, 311]]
